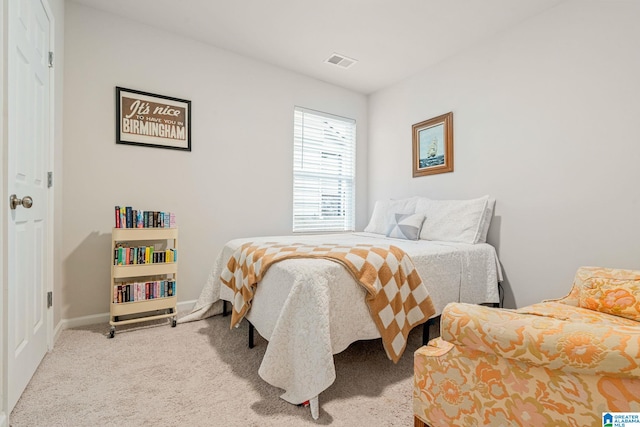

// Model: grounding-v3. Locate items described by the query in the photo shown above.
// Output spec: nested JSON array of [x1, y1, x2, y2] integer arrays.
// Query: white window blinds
[[293, 107, 356, 233]]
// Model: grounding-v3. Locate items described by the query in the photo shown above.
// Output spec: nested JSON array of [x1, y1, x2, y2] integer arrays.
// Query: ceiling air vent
[[324, 53, 358, 69]]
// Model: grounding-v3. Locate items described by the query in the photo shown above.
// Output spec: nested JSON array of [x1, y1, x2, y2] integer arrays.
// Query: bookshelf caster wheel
[[171, 319, 177, 327], [108, 327, 115, 339]]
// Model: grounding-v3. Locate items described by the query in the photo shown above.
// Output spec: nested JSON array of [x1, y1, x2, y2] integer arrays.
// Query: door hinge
[[48, 51, 54, 68], [48, 171, 53, 188], [47, 291, 53, 308]]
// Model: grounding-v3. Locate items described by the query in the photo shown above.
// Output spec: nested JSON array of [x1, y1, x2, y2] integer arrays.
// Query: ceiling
[[72, 0, 566, 94]]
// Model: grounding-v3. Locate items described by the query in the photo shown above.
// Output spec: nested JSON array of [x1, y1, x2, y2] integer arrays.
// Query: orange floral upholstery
[[569, 266, 640, 321], [413, 266, 640, 427]]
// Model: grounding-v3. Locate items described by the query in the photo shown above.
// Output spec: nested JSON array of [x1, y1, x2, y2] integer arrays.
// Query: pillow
[[476, 197, 496, 244], [364, 198, 418, 235], [385, 213, 425, 240], [577, 268, 640, 321], [416, 196, 489, 244]]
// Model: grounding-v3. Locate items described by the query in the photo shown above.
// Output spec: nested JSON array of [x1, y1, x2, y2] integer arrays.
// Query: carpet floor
[[9, 314, 422, 426]]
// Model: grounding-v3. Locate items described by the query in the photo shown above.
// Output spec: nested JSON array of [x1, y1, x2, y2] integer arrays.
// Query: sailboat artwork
[[419, 134, 445, 168], [412, 112, 454, 177]]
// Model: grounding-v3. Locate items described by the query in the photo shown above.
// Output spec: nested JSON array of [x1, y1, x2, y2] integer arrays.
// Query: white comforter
[[180, 232, 501, 408]]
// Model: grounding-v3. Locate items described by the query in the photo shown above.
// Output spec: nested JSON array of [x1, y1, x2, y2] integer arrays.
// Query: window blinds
[[293, 107, 356, 233]]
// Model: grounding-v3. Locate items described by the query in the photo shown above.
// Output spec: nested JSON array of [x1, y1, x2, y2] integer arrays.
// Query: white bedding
[[180, 232, 502, 411]]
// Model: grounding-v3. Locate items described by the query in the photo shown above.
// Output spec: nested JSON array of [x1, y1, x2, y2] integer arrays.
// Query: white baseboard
[[53, 300, 197, 343]]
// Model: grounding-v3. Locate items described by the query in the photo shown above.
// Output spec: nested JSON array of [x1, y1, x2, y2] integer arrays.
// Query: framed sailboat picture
[[412, 112, 453, 177]]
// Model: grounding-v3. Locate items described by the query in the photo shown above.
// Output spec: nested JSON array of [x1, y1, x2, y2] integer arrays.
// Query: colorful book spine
[[125, 207, 132, 228], [115, 206, 120, 228], [113, 280, 177, 303], [114, 245, 178, 265], [113, 206, 176, 228]]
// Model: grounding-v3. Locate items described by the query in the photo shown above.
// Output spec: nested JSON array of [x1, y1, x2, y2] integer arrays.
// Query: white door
[[7, 0, 51, 411]]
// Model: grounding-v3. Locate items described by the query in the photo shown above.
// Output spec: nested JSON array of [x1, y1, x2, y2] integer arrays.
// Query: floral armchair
[[413, 266, 640, 427]]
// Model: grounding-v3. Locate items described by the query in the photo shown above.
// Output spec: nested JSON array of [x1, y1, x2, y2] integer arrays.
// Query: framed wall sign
[[412, 112, 453, 177], [116, 87, 191, 151]]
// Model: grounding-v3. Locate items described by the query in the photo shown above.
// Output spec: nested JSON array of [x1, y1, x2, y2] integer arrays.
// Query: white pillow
[[416, 196, 489, 244], [386, 212, 425, 240], [364, 198, 418, 235], [476, 198, 496, 244]]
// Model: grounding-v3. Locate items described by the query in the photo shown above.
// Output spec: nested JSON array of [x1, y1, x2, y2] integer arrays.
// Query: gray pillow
[[386, 213, 425, 241]]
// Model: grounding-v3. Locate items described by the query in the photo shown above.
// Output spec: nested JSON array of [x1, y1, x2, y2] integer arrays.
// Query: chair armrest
[[440, 302, 640, 379]]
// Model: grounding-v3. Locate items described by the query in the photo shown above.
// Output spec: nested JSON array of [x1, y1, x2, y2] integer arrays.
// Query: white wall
[[368, 0, 640, 308], [62, 2, 368, 320]]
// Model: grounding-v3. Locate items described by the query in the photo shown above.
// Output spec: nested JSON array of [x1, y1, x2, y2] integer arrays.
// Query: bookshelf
[[109, 227, 178, 338]]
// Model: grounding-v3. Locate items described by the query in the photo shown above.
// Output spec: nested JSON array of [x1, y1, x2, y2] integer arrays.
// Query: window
[[293, 107, 356, 232]]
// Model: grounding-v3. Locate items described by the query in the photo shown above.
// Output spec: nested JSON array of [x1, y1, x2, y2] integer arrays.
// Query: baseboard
[[53, 300, 197, 343], [53, 312, 108, 343]]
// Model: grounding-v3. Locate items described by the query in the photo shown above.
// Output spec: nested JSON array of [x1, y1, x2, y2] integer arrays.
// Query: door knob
[[10, 194, 33, 210]]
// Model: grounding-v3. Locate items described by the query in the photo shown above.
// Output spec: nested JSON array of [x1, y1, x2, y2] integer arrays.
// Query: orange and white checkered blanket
[[220, 241, 435, 362]]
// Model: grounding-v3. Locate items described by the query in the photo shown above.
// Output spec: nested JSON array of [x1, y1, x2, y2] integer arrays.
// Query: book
[[125, 207, 132, 228], [135, 282, 140, 302], [115, 206, 120, 228]]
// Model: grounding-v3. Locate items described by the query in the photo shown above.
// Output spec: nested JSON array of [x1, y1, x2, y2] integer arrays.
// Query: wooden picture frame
[[412, 112, 453, 177], [116, 87, 191, 151]]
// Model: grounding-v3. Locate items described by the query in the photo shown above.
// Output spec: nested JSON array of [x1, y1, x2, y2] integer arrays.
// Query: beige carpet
[[10, 313, 423, 426]]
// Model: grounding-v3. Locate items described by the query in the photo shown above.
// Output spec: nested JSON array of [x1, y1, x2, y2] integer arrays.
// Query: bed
[[181, 196, 502, 419]]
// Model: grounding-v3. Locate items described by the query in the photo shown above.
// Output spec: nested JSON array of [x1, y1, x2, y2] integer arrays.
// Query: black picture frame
[[116, 87, 191, 151]]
